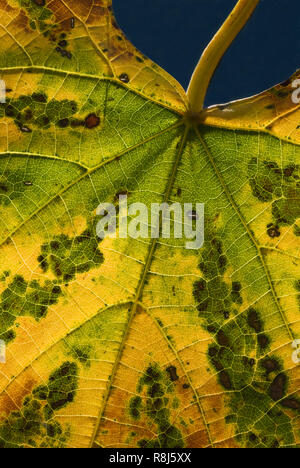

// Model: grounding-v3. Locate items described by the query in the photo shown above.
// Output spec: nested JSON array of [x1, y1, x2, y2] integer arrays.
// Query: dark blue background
[[113, 0, 300, 107]]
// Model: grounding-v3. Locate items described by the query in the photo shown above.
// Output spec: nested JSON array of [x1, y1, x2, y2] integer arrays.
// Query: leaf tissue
[[0, 0, 299, 449]]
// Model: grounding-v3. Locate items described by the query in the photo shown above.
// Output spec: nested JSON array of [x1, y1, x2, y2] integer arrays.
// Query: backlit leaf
[[0, 0, 299, 449]]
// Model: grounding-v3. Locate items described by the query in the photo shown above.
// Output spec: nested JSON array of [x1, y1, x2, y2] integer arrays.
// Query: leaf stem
[[187, 0, 260, 113]]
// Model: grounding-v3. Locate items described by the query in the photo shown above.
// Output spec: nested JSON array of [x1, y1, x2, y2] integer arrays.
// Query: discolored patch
[[248, 158, 282, 203], [247, 308, 262, 333], [219, 371, 232, 390], [84, 113, 100, 129], [248, 158, 300, 227], [68, 344, 93, 367], [0, 361, 78, 448], [0, 275, 62, 342], [119, 73, 130, 84], [216, 330, 230, 347], [128, 396, 142, 420], [231, 282, 243, 304], [257, 334, 270, 350], [281, 398, 300, 410], [0, 93, 79, 132], [16, 0, 55, 35], [33, 0, 46, 7], [260, 357, 280, 375], [269, 373, 287, 401], [33, 361, 79, 411], [127, 363, 184, 449], [39, 228, 104, 283], [267, 224, 280, 238], [166, 365, 179, 382]]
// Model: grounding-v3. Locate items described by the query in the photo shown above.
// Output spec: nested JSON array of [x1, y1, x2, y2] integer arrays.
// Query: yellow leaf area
[[0, 0, 299, 450], [203, 69, 300, 146]]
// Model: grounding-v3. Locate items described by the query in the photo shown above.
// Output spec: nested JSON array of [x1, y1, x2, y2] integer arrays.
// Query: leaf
[[0, 0, 299, 449]]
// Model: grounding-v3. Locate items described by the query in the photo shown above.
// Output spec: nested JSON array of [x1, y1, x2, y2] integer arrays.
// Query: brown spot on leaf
[[119, 73, 130, 83], [267, 224, 280, 238], [217, 330, 230, 347], [261, 358, 279, 374], [85, 113, 100, 129], [281, 398, 300, 410], [166, 366, 179, 382], [19, 125, 32, 133], [57, 118, 69, 128], [219, 371, 232, 390], [32, 93, 47, 103], [269, 373, 287, 401], [284, 166, 295, 177], [208, 347, 218, 357], [247, 308, 262, 333], [258, 334, 269, 349], [280, 78, 292, 87]]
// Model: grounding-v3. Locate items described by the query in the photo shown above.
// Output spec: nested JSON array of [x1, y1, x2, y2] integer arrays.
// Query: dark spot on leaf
[[267, 224, 280, 238], [32, 93, 47, 103], [119, 73, 130, 83], [249, 432, 257, 442], [166, 366, 179, 382], [71, 119, 85, 128], [280, 78, 292, 87], [277, 90, 289, 98], [5, 105, 16, 118], [219, 371, 232, 390], [217, 104, 229, 111], [129, 396, 142, 420], [247, 308, 262, 333], [19, 125, 32, 133], [269, 373, 287, 401], [218, 255, 227, 271], [84, 113, 100, 129], [0, 183, 8, 193], [284, 166, 295, 177], [281, 398, 300, 410], [208, 346, 218, 357], [23, 110, 32, 123], [232, 282, 241, 292], [57, 118, 69, 128], [258, 334, 269, 349], [217, 330, 230, 347], [261, 358, 280, 374], [52, 286, 61, 295]]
